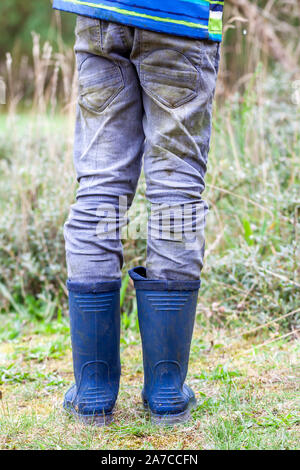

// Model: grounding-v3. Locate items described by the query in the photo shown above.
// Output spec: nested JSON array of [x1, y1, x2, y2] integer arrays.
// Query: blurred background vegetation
[[0, 0, 299, 104], [0, 0, 299, 330], [0, 0, 75, 55]]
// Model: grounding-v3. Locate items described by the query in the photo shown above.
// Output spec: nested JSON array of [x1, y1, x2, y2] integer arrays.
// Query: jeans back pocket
[[140, 49, 199, 109], [78, 55, 124, 114]]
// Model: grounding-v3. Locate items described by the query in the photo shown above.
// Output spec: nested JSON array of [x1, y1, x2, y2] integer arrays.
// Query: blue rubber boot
[[129, 267, 200, 425], [64, 279, 121, 426]]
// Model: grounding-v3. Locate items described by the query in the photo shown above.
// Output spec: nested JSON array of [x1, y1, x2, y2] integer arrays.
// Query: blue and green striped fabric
[[53, 0, 224, 42]]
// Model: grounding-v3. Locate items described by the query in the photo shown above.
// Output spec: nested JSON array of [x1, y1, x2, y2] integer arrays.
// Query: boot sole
[[144, 397, 197, 426], [64, 404, 114, 427]]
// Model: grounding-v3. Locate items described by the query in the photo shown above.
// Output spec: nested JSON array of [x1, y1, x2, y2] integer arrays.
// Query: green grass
[[0, 310, 299, 450]]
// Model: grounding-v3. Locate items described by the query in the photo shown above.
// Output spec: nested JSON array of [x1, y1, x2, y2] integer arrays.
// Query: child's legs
[[133, 30, 220, 280], [65, 18, 144, 282]]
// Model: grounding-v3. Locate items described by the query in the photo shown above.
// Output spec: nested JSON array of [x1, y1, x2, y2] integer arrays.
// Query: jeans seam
[[119, 25, 132, 51], [100, 20, 103, 51]]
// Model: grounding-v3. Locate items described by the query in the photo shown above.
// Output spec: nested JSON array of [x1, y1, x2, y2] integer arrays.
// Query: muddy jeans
[[65, 16, 220, 282]]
